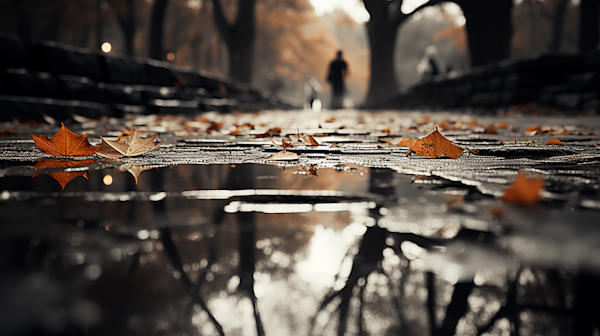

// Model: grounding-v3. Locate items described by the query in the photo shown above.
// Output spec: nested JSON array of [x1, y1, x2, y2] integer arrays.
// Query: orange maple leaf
[[409, 128, 463, 159], [30, 123, 100, 157], [503, 172, 544, 207], [33, 158, 94, 190]]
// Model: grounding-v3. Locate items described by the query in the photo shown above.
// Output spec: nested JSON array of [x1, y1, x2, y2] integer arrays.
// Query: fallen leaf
[[267, 150, 300, 161], [206, 121, 223, 134], [301, 134, 319, 146], [289, 128, 319, 146], [502, 172, 544, 207], [546, 139, 563, 145], [483, 127, 497, 134], [273, 140, 295, 148], [33, 158, 94, 190], [438, 119, 463, 130], [255, 127, 282, 138], [496, 121, 508, 129], [526, 125, 542, 135], [409, 128, 463, 159], [30, 123, 100, 157], [97, 128, 161, 158], [229, 123, 255, 135], [0, 128, 16, 136]]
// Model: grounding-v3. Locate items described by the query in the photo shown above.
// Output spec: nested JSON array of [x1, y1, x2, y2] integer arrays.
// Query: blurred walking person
[[326, 50, 349, 109], [417, 45, 440, 83]]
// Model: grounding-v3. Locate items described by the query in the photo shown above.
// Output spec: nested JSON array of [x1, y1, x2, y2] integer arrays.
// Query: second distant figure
[[326, 50, 349, 110]]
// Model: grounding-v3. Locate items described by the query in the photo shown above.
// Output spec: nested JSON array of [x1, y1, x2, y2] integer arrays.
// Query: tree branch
[[160, 228, 225, 336], [437, 279, 475, 336], [397, 0, 448, 25]]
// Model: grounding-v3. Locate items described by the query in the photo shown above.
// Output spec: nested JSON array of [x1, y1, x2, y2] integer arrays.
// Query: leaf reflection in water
[[33, 158, 95, 190]]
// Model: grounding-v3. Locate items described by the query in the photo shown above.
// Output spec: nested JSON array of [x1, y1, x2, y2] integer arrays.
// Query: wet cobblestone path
[[2, 109, 600, 336]]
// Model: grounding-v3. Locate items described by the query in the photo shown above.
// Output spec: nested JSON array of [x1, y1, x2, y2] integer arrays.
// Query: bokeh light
[[103, 174, 113, 185], [101, 42, 112, 53], [166, 52, 176, 61]]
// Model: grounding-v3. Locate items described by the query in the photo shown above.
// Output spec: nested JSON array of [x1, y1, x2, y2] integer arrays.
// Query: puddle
[[1, 163, 599, 335]]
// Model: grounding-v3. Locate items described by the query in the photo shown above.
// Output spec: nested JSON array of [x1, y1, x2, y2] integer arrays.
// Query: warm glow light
[[101, 42, 112, 53], [103, 174, 113, 185], [166, 52, 176, 61]]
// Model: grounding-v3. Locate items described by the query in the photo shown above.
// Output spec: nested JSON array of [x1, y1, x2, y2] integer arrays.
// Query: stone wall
[[363, 53, 600, 112], [0, 33, 298, 122]]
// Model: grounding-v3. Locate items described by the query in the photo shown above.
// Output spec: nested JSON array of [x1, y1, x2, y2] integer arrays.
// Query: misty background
[[0, 0, 584, 107]]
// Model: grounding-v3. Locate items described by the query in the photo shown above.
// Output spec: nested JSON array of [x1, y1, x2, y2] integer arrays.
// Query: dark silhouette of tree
[[211, 0, 257, 83], [362, 0, 443, 103], [107, 0, 137, 56], [453, 0, 513, 67], [149, 0, 169, 60], [579, 0, 600, 53], [548, 0, 569, 53]]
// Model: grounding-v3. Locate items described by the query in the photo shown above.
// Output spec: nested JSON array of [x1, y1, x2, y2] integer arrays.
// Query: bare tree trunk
[[211, 0, 257, 83], [579, 0, 600, 53], [366, 20, 399, 102], [362, 0, 442, 104], [117, 0, 136, 56], [548, 0, 569, 53], [457, 0, 513, 67], [149, 0, 169, 60]]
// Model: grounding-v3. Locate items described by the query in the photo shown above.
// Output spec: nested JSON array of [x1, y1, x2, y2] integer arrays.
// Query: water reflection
[[0, 163, 599, 335]]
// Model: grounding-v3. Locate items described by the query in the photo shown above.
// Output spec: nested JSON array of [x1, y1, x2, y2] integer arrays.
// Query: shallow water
[[1, 158, 599, 335]]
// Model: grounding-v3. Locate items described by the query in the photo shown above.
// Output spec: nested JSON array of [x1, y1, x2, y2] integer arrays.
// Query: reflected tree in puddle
[[4, 163, 600, 335]]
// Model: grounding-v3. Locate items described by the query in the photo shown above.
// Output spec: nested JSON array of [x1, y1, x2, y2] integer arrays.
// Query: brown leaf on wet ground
[[503, 172, 544, 207], [483, 127, 497, 134], [206, 121, 223, 134], [409, 128, 463, 159], [496, 121, 508, 129], [30, 123, 100, 157], [546, 139, 563, 145], [273, 140, 295, 148], [289, 128, 319, 146], [267, 150, 300, 161], [255, 127, 282, 138], [97, 128, 161, 158]]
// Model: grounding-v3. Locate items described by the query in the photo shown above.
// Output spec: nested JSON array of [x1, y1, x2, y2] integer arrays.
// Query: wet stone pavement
[[1, 109, 600, 336]]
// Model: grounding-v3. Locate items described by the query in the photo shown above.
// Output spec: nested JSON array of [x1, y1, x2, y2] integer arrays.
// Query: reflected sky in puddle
[[1, 163, 599, 335]]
